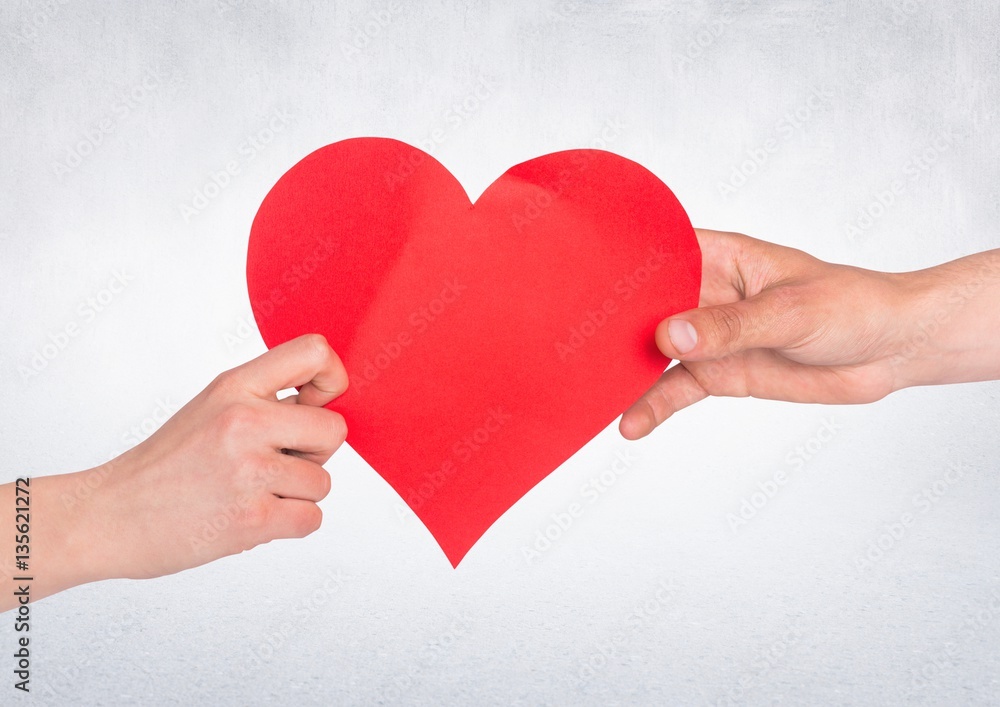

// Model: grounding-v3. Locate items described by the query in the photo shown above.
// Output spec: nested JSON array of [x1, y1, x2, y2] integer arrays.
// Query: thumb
[[655, 289, 800, 361]]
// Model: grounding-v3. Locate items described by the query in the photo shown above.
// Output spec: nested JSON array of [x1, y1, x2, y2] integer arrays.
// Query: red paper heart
[[247, 138, 700, 566]]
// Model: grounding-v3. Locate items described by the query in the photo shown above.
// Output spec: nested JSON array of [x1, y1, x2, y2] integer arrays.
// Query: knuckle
[[301, 333, 332, 363], [718, 229, 751, 250], [769, 285, 810, 342], [234, 455, 275, 492], [207, 369, 239, 397], [325, 411, 348, 444], [216, 402, 261, 437], [242, 496, 272, 531], [231, 455, 259, 489], [709, 305, 744, 347], [259, 458, 283, 487], [769, 284, 799, 311]]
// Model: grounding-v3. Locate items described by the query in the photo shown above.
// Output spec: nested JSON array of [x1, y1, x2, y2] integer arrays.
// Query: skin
[[0, 334, 348, 611], [620, 229, 1000, 439], [3, 230, 1000, 609]]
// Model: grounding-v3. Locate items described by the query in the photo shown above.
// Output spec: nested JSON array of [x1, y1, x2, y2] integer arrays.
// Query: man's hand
[[2, 334, 349, 609], [620, 229, 1000, 440]]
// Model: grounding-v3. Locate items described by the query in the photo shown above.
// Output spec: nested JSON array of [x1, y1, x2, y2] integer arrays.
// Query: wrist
[[881, 269, 941, 391], [34, 463, 123, 597], [886, 251, 1000, 390]]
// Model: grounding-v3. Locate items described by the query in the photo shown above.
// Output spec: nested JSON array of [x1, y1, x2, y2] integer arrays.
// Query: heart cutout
[[247, 138, 700, 566]]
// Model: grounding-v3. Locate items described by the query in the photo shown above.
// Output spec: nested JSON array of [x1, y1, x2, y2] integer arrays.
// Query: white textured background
[[2, 1, 1000, 704]]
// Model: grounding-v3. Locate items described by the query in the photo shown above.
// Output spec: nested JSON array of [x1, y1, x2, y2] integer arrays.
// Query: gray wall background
[[2, 0, 999, 704]]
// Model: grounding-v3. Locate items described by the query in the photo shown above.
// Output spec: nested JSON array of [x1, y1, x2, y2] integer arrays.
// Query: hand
[[2, 334, 349, 608], [619, 229, 1000, 440]]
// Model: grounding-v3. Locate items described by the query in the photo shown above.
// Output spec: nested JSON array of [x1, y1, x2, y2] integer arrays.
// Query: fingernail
[[668, 319, 697, 354]]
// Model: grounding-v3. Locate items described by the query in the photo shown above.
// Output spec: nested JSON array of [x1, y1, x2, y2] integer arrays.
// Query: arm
[[0, 334, 348, 611], [621, 229, 1000, 439]]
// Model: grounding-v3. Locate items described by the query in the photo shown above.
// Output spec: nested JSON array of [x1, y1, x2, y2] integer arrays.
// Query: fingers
[[229, 333, 348, 405], [247, 497, 324, 543], [258, 399, 348, 465], [655, 287, 805, 362], [691, 228, 757, 304], [238, 469, 327, 550], [265, 452, 332, 502], [619, 364, 709, 440], [272, 499, 325, 539]]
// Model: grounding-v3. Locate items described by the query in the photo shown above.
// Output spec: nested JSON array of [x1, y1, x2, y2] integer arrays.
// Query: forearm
[[892, 248, 1000, 389], [0, 471, 105, 612]]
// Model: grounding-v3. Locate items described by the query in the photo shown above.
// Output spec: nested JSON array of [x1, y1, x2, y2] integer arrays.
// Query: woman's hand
[[1, 334, 349, 610]]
